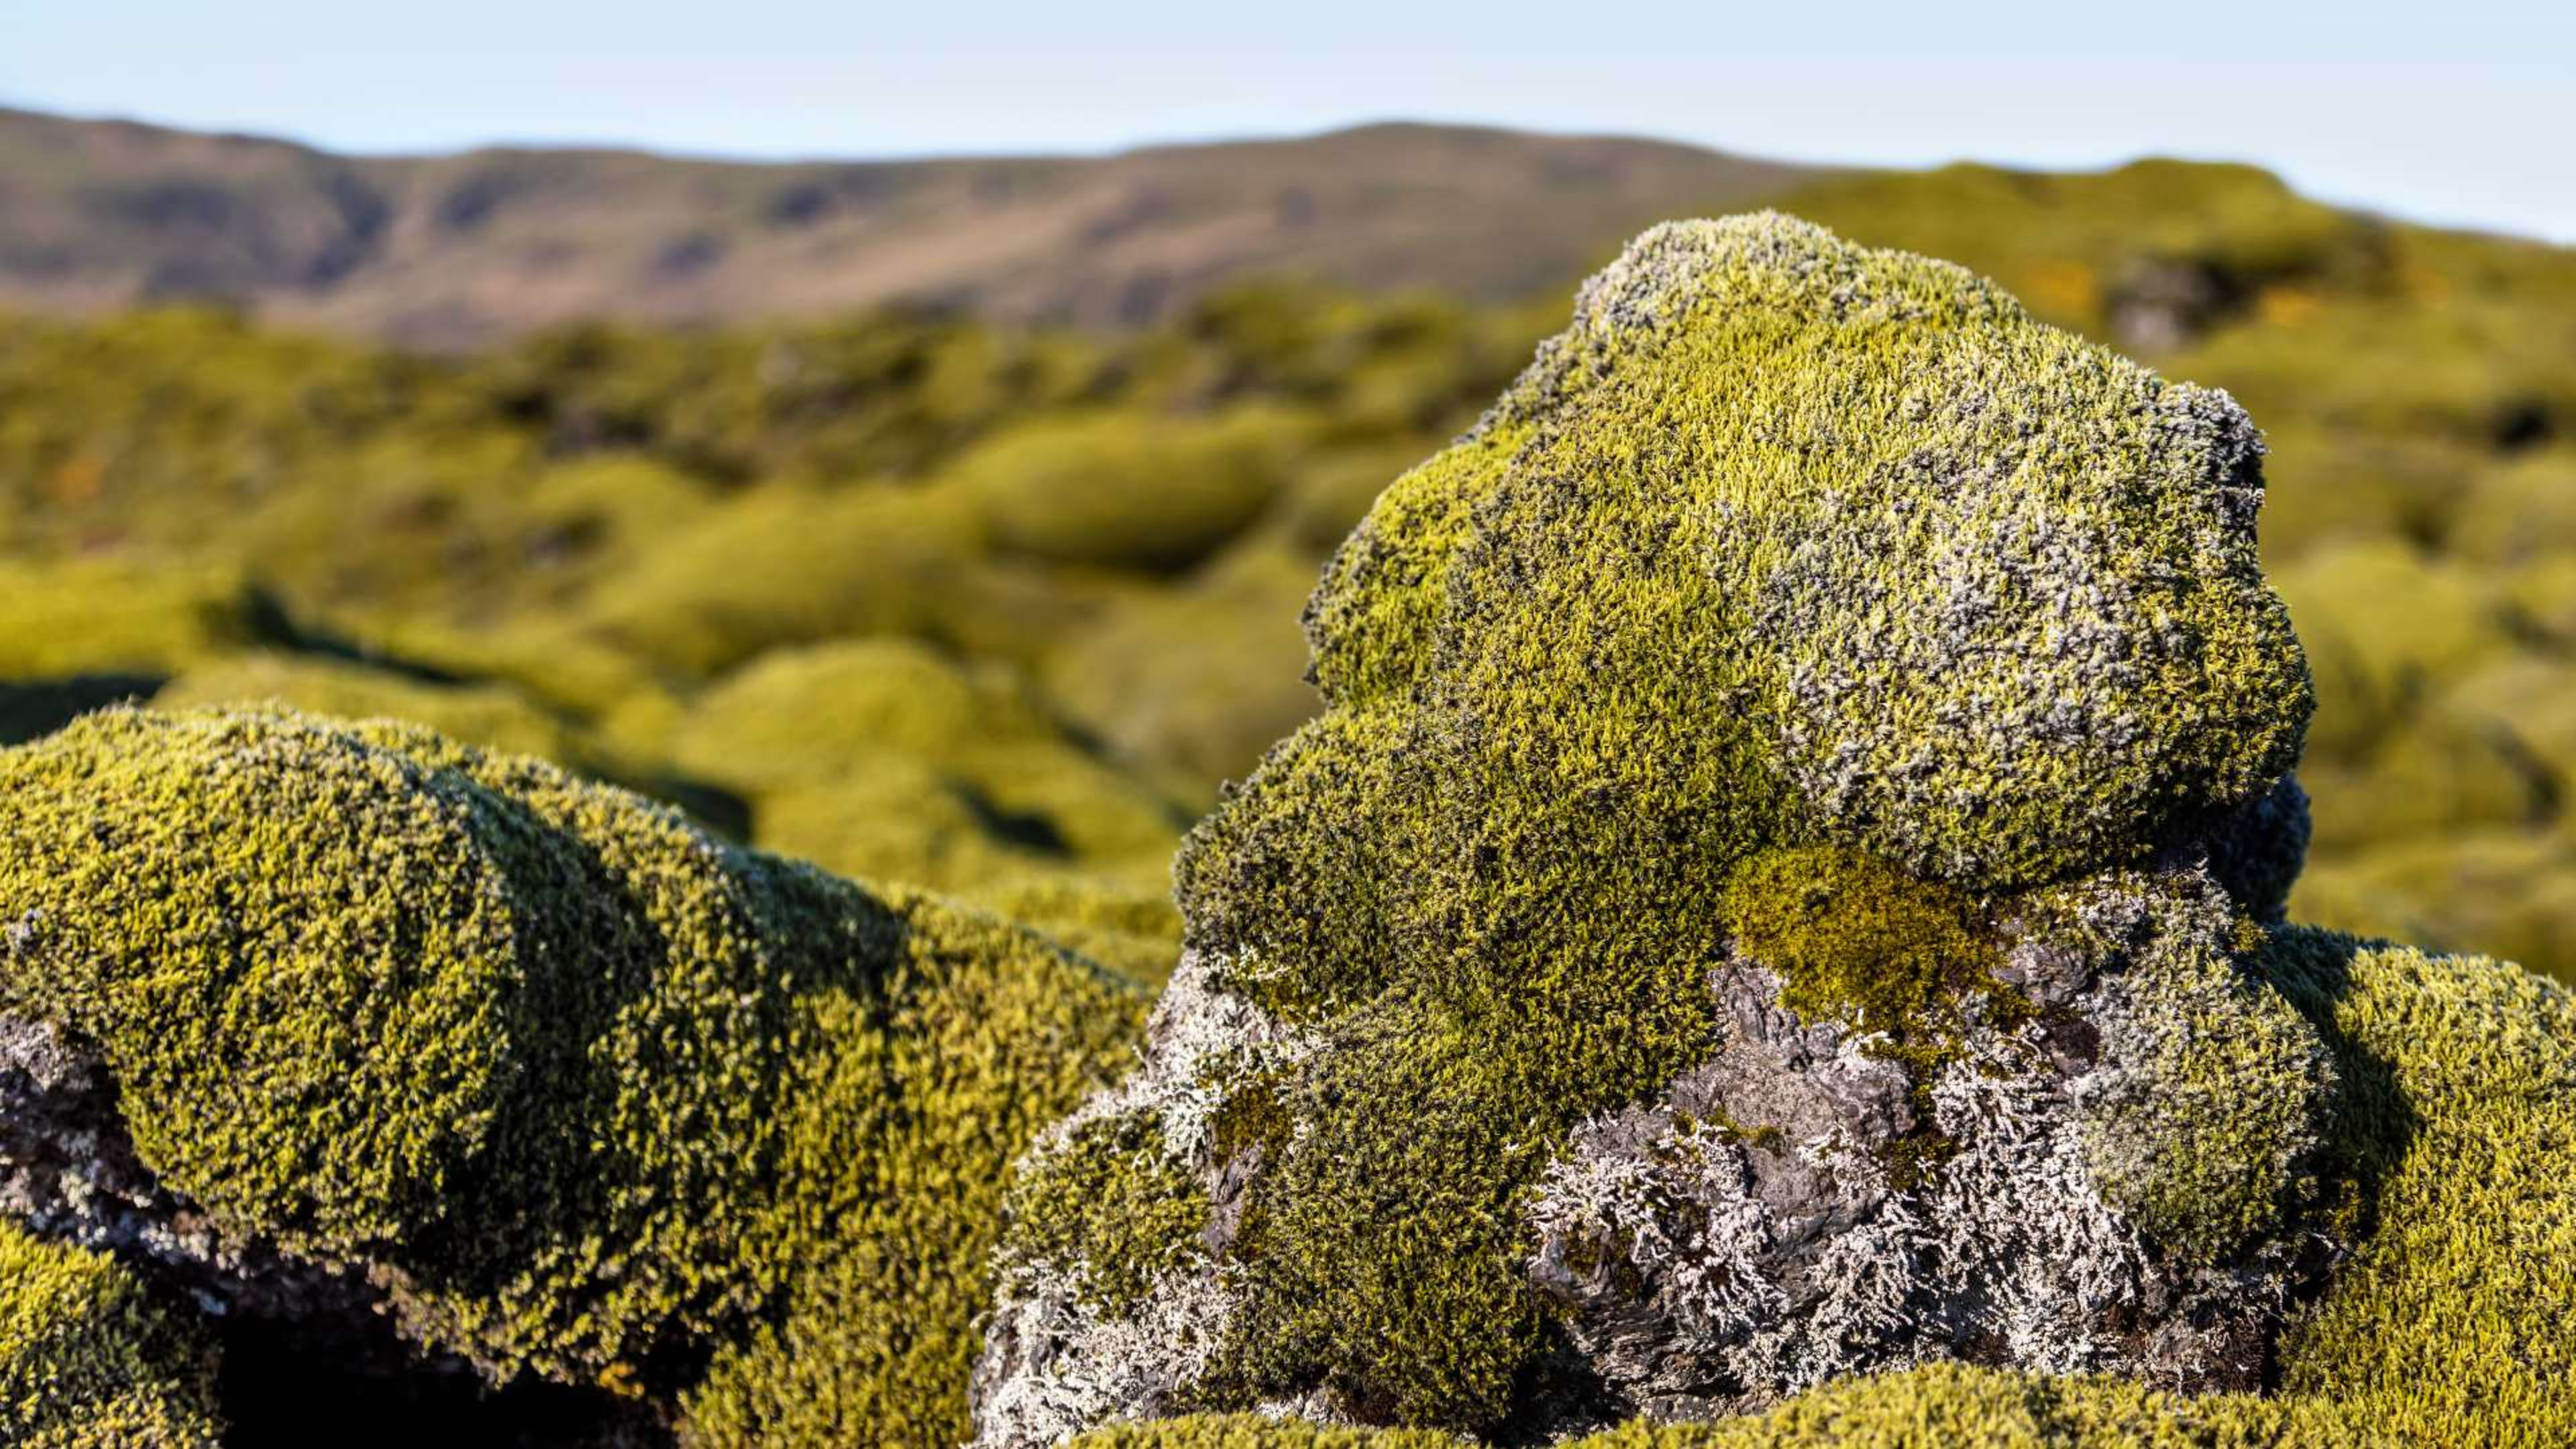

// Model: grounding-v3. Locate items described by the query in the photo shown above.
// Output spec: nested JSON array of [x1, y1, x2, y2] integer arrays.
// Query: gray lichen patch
[[1526, 866, 2330, 1421], [975, 953, 1320, 1446]]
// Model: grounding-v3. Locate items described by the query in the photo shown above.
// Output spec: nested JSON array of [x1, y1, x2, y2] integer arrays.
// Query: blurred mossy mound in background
[[4, 155, 2576, 977], [647, 638, 1191, 982]]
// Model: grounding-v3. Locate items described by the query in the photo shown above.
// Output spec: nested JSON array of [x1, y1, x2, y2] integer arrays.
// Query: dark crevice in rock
[[0, 1014, 670, 1447]]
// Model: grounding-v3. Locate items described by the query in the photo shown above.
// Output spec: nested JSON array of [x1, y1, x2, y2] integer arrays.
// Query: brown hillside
[[0, 109, 1819, 345]]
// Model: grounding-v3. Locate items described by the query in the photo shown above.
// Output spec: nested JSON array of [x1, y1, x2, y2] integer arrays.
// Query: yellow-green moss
[[0, 558, 267, 678], [1073, 1360, 2337, 1446], [1145, 216, 2312, 1432], [2258, 932, 2576, 1444], [0, 706, 1146, 1444], [0, 1221, 223, 1448], [1075, 1418, 1465, 1449], [650, 638, 1189, 966], [968, 871, 1183, 985], [152, 651, 593, 764], [1000, 1112, 1214, 1313], [947, 408, 1306, 575], [1042, 539, 1329, 800], [1720, 847, 2010, 1047], [1057, 932, 2576, 1446]]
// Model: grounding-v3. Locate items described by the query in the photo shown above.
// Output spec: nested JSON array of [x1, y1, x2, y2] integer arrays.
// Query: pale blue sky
[[5, 1, 2571, 241]]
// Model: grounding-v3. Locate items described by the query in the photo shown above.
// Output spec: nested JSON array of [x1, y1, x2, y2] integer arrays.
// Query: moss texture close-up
[[1048, 926, 2576, 1447], [0, 1220, 222, 1448]]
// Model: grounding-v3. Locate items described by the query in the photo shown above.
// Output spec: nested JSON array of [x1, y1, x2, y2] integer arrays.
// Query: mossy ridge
[[2261, 929, 2576, 1446], [153, 649, 594, 764], [0, 1219, 223, 1448], [0, 706, 1146, 1445]]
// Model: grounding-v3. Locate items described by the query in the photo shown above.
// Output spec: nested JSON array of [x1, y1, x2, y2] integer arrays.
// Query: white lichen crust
[[973, 953, 1319, 1447], [1523, 864, 2330, 1421]]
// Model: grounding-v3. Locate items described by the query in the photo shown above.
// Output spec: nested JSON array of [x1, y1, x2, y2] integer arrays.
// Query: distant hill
[[0, 108, 1821, 345]]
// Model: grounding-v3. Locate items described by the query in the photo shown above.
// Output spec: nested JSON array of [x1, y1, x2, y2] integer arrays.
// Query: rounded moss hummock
[[654, 636, 1191, 981], [0, 705, 1148, 1446], [975, 214, 2334, 1442]]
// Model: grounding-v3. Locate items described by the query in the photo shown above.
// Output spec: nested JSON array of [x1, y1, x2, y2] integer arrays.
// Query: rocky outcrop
[[973, 215, 2334, 1442]]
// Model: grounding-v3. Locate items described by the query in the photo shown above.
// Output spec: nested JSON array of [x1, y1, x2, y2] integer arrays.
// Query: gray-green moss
[[0, 705, 1146, 1445]]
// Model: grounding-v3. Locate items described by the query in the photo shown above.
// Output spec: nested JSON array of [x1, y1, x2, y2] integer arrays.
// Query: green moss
[[152, 650, 594, 764], [999, 1111, 1214, 1313], [1776, 159, 2383, 344], [1207, 1075, 1296, 1164], [0, 706, 1146, 1444], [968, 871, 1183, 985], [1719, 847, 2010, 1046], [678, 897, 1149, 1445], [948, 407, 1307, 574], [2272, 539, 2508, 764], [1074, 1362, 2334, 1446], [0, 1221, 223, 1448], [0, 558, 266, 678], [2260, 931, 2576, 1445], [1075, 1416, 1466, 1449], [1301, 421, 1531, 708], [2292, 828, 2576, 982], [649, 637, 1188, 970], [2034, 877, 2334, 1263], [1075, 1417, 1466, 1449], [1042, 538, 1330, 800], [1716, 846, 2024, 1187], [1058, 933, 2576, 1446]]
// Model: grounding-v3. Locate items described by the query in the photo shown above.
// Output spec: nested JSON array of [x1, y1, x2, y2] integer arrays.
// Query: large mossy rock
[[974, 214, 2349, 1441], [0, 706, 1146, 1445]]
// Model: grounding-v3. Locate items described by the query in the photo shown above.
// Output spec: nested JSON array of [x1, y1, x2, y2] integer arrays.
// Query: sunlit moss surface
[[979, 215, 2318, 1436], [1053, 928, 2576, 1446], [0, 706, 1146, 1445]]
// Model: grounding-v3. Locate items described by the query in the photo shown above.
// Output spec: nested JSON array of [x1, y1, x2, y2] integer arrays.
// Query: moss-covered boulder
[[0, 706, 1146, 1445], [975, 215, 2332, 1442]]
